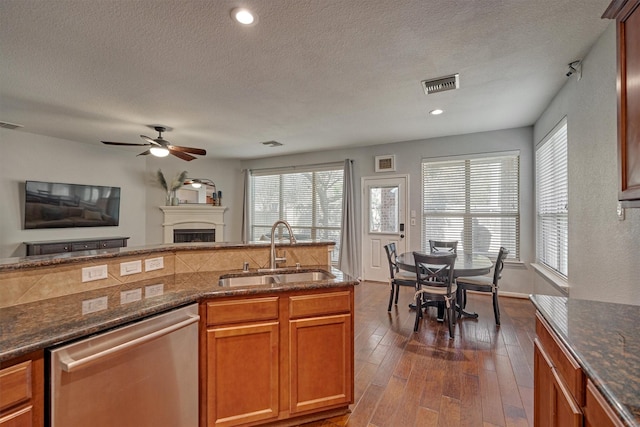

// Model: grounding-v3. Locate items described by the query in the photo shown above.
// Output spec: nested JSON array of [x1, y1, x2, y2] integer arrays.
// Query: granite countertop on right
[[530, 294, 640, 426]]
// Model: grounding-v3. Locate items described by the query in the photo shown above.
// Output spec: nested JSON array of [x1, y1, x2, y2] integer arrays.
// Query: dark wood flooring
[[304, 281, 536, 427]]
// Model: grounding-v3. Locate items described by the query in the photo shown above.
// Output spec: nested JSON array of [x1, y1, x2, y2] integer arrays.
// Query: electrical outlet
[[82, 265, 108, 282], [82, 296, 108, 315], [120, 260, 142, 276], [145, 257, 164, 271], [120, 288, 142, 305], [145, 283, 164, 298]]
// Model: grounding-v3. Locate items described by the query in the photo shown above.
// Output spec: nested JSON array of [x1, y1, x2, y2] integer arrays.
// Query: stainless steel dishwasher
[[48, 303, 199, 427]]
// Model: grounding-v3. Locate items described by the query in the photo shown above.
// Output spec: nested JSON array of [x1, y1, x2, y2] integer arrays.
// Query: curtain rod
[[246, 159, 350, 174]]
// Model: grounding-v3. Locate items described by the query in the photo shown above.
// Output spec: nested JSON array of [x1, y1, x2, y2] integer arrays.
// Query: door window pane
[[369, 186, 398, 233]]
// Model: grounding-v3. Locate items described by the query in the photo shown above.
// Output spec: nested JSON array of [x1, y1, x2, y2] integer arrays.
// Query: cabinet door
[[0, 406, 32, 427], [534, 339, 553, 427], [584, 380, 625, 427], [206, 322, 279, 427], [289, 314, 352, 414], [550, 368, 583, 427]]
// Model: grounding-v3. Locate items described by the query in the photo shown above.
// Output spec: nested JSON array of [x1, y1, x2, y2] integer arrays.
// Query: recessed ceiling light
[[231, 8, 257, 25], [429, 109, 444, 115]]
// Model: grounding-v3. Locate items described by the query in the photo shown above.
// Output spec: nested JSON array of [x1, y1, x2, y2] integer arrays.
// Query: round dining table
[[395, 251, 493, 319], [396, 252, 493, 277]]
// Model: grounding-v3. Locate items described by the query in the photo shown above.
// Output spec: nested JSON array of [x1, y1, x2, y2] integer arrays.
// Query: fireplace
[[174, 229, 215, 243], [159, 205, 227, 243]]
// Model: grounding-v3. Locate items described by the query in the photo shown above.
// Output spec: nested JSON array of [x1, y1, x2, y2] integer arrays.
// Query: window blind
[[422, 153, 520, 259], [250, 165, 344, 264], [536, 119, 568, 277]]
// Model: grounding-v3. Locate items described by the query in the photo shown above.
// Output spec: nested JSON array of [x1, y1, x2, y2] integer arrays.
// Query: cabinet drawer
[[71, 241, 100, 251], [37, 243, 71, 255], [100, 239, 126, 249], [0, 361, 31, 412], [289, 291, 351, 319], [535, 313, 585, 405], [584, 380, 625, 427], [206, 297, 279, 326]]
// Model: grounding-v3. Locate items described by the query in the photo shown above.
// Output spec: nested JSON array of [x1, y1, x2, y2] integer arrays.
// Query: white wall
[[0, 129, 147, 257], [534, 23, 640, 305], [0, 129, 244, 258], [242, 126, 535, 296]]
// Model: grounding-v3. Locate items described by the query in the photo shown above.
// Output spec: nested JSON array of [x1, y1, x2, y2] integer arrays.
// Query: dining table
[[395, 251, 493, 320]]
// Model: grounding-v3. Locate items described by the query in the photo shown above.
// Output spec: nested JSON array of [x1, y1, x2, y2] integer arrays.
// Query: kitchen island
[[531, 294, 640, 427], [0, 241, 358, 427]]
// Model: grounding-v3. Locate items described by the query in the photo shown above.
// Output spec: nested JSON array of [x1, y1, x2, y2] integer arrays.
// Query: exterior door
[[361, 175, 409, 282]]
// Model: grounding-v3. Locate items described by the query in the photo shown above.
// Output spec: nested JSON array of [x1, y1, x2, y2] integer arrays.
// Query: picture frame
[[375, 155, 396, 172]]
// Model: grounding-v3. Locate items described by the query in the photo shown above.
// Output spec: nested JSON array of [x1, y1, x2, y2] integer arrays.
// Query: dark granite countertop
[[0, 240, 333, 271], [0, 267, 356, 362], [530, 294, 640, 427]]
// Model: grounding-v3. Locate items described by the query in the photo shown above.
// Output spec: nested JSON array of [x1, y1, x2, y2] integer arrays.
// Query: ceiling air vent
[[0, 121, 24, 130], [421, 73, 459, 95]]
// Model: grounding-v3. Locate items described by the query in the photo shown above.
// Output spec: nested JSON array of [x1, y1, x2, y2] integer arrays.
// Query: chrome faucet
[[267, 220, 296, 270]]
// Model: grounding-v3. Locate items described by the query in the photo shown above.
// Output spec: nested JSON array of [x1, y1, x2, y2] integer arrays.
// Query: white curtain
[[241, 169, 250, 242], [338, 159, 360, 278]]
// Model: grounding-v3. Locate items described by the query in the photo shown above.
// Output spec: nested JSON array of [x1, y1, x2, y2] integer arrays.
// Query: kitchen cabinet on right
[[603, 0, 640, 207]]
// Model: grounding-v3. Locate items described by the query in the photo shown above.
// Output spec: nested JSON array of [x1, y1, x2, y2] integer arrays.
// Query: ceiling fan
[[101, 126, 207, 161]]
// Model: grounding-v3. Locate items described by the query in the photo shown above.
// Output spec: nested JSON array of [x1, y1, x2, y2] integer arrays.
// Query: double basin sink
[[218, 270, 335, 287]]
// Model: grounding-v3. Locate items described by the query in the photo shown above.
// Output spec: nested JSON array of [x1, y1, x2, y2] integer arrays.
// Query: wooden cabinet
[[534, 313, 585, 427], [288, 291, 352, 415], [534, 313, 627, 427], [25, 236, 129, 256], [0, 351, 44, 427], [204, 297, 280, 427], [603, 0, 640, 207], [201, 288, 354, 427]]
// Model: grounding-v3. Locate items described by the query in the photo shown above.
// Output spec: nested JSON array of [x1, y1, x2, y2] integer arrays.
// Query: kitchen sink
[[218, 270, 335, 287]]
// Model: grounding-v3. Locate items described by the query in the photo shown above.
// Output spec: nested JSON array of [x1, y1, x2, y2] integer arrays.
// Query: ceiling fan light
[[150, 146, 170, 157], [191, 182, 202, 189], [231, 8, 256, 25]]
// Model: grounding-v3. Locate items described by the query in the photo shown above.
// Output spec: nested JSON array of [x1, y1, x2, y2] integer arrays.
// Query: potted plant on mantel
[[157, 169, 187, 206]]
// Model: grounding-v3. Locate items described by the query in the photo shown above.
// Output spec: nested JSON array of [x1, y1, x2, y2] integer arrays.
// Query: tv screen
[[24, 181, 121, 229]]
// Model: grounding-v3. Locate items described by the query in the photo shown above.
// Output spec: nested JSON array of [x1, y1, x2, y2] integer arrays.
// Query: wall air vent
[[0, 121, 24, 130], [261, 140, 283, 147], [421, 74, 459, 95]]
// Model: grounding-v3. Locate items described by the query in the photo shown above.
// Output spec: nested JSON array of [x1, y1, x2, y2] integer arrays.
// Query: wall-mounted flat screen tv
[[24, 181, 121, 229]]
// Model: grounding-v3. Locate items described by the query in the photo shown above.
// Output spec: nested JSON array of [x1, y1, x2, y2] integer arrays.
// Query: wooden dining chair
[[412, 251, 457, 338], [428, 239, 458, 254], [456, 247, 509, 325], [384, 243, 416, 311]]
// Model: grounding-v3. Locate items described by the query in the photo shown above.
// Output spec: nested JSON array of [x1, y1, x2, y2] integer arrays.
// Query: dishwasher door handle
[[59, 314, 200, 372]]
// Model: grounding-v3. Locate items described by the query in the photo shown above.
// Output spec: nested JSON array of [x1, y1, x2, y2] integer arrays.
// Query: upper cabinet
[[603, 0, 640, 207]]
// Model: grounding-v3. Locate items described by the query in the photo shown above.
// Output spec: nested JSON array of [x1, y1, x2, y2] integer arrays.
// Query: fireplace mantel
[[159, 205, 227, 243]]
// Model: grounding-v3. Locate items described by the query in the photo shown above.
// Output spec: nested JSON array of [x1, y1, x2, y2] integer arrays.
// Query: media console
[[24, 236, 129, 256]]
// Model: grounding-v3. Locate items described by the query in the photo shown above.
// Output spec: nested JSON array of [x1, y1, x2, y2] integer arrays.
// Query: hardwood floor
[[304, 281, 536, 427]]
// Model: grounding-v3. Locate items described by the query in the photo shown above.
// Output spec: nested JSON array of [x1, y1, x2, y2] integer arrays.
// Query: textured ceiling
[[0, 0, 611, 159]]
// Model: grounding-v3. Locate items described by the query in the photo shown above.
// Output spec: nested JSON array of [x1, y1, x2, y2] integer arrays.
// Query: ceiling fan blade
[[102, 141, 150, 147], [170, 150, 197, 161], [168, 145, 207, 156], [137, 150, 151, 156], [140, 135, 160, 145]]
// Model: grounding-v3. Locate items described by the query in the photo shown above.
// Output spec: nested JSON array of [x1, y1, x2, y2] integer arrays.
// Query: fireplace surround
[[159, 205, 226, 244]]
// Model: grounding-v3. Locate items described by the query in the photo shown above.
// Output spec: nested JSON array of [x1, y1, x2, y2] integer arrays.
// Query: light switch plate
[[145, 283, 164, 298], [120, 260, 142, 276], [82, 265, 108, 282], [120, 288, 142, 305], [145, 257, 164, 271], [82, 296, 108, 314]]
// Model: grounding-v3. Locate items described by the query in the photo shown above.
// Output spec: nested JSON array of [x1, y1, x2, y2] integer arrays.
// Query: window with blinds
[[535, 118, 568, 277], [250, 165, 344, 263], [421, 153, 520, 259]]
